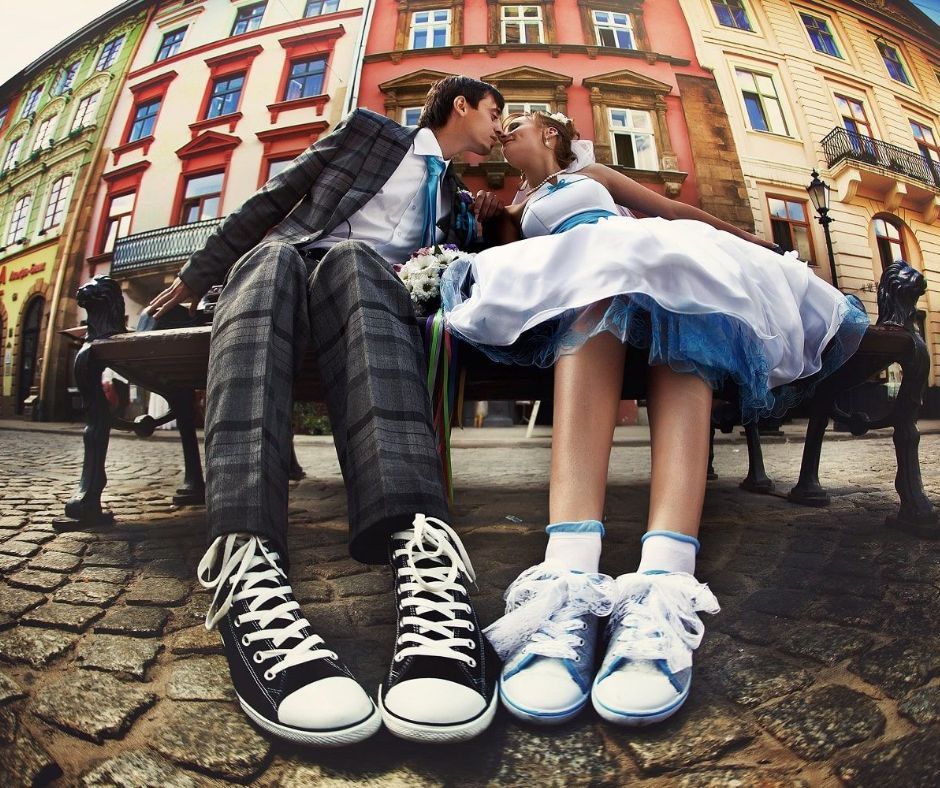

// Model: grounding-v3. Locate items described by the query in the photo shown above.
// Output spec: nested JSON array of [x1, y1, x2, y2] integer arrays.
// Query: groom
[[148, 76, 506, 745]]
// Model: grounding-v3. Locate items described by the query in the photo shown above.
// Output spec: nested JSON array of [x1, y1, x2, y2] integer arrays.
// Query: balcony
[[111, 218, 222, 275], [821, 127, 940, 221]]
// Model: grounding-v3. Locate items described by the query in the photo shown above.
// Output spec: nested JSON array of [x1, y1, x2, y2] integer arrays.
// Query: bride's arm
[[490, 202, 524, 245], [582, 164, 778, 250]]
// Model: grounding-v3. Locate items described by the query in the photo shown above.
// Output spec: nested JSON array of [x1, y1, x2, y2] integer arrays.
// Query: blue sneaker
[[484, 563, 617, 725], [591, 572, 719, 727]]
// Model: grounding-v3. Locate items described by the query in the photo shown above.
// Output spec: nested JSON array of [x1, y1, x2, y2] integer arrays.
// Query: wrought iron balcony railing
[[111, 218, 223, 275], [822, 127, 940, 189]]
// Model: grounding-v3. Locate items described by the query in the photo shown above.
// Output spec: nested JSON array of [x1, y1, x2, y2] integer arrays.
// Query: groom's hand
[[146, 276, 198, 320], [473, 190, 504, 221]]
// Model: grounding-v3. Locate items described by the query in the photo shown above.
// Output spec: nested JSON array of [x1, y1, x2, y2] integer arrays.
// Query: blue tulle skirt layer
[[445, 289, 869, 422]]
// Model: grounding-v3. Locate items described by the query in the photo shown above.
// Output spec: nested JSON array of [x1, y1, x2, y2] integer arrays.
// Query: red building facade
[[358, 0, 753, 229]]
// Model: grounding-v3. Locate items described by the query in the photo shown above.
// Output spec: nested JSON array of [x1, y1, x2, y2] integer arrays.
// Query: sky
[[0, 0, 938, 88]]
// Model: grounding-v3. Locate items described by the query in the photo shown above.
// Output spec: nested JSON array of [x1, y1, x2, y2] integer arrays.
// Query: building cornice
[[364, 43, 690, 67]]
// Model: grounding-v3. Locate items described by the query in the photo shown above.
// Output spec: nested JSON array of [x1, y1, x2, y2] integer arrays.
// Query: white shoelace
[[197, 534, 336, 681], [606, 572, 720, 674], [391, 515, 477, 667], [484, 563, 618, 662]]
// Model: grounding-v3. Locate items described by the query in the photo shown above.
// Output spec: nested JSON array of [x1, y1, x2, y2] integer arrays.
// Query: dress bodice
[[520, 175, 620, 238]]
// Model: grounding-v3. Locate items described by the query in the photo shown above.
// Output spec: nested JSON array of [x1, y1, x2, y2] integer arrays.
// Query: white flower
[[548, 111, 571, 125]]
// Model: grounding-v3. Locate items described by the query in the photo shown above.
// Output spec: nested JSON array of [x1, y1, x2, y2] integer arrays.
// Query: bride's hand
[[473, 190, 504, 221]]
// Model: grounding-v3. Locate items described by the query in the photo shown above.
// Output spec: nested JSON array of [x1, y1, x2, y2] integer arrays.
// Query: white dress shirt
[[312, 127, 451, 264]]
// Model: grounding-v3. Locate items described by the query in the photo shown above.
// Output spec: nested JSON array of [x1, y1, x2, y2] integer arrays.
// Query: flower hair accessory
[[543, 111, 571, 126]]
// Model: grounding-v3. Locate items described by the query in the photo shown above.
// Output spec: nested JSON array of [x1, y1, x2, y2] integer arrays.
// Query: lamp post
[[806, 169, 839, 290]]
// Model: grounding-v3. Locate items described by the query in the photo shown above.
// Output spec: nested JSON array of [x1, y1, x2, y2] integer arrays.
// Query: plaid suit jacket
[[178, 109, 466, 298]]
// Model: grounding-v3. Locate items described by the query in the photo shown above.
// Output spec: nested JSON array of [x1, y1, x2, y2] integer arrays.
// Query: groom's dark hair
[[419, 76, 505, 129]]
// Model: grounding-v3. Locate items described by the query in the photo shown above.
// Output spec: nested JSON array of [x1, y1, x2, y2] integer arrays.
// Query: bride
[[441, 111, 868, 727]]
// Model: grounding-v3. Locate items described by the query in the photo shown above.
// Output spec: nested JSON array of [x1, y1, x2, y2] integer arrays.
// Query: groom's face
[[456, 94, 504, 156]]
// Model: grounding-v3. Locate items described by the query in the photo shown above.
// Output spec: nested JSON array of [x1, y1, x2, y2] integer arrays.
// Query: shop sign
[[0, 262, 46, 284]]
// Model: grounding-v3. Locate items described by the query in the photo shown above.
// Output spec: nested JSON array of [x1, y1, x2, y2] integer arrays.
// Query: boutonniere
[[453, 189, 478, 247]]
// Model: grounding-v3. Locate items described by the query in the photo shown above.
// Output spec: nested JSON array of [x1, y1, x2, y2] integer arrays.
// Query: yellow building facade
[[677, 0, 940, 395]]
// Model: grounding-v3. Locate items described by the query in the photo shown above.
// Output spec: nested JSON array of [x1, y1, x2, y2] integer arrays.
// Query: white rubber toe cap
[[278, 676, 375, 730], [593, 661, 683, 714], [502, 658, 585, 714], [384, 677, 486, 724]]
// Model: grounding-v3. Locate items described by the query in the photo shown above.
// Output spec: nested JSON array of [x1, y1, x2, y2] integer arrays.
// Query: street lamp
[[806, 169, 839, 290]]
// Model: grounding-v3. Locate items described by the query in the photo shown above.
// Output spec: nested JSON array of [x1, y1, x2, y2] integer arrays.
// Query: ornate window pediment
[[379, 68, 456, 117]]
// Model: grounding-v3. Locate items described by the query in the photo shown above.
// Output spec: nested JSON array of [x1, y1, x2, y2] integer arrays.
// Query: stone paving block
[[292, 579, 332, 604], [167, 656, 234, 701], [777, 622, 875, 665], [22, 602, 103, 632], [125, 577, 190, 607], [15, 530, 56, 544], [0, 540, 40, 558], [493, 722, 623, 786], [168, 626, 222, 655], [331, 572, 390, 598], [0, 554, 27, 574], [312, 559, 370, 580], [95, 606, 169, 637], [755, 684, 885, 760], [32, 671, 156, 743], [676, 769, 809, 787], [83, 542, 133, 567], [814, 597, 894, 630], [889, 584, 940, 605], [80, 750, 202, 788], [710, 652, 814, 708], [0, 627, 76, 667], [348, 599, 397, 627], [0, 669, 26, 704], [55, 581, 122, 606], [0, 720, 62, 786], [76, 567, 131, 585], [814, 575, 884, 600], [273, 763, 442, 787], [835, 729, 940, 786], [150, 701, 271, 782], [623, 698, 754, 774], [165, 595, 210, 634], [848, 638, 940, 697], [29, 550, 83, 573], [742, 589, 813, 619], [898, 684, 940, 725], [0, 613, 12, 631], [717, 610, 780, 645], [7, 568, 66, 591], [0, 585, 45, 616], [140, 559, 192, 579], [699, 570, 751, 596], [0, 516, 26, 529], [76, 634, 162, 680], [47, 536, 91, 555]]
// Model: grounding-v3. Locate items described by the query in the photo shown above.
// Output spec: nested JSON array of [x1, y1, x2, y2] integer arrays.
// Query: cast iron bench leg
[[167, 389, 205, 506], [740, 421, 774, 493], [788, 401, 832, 507]]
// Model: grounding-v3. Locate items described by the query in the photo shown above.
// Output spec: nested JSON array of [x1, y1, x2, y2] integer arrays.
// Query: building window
[[505, 101, 550, 116], [71, 91, 101, 130], [54, 61, 81, 95], [284, 58, 326, 101], [711, 0, 752, 31], [32, 115, 57, 151], [402, 106, 422, 125], [96, 35, 125, 70], [2, 137, 22, 170], [873, 217, 905, 269], [592, 10, 634, 48], [911, 120, 940, 183], [6, 195, 31, 245], [0, 105, 7, 129], [42, 175, 72, 230], [128, 99, 161, 142], [156, 28, 186, 62], [768, 197, 814, 263], [304, 0, 339, 16], [21, 86, 43, 117], [232, 2, 266, 36], [834, 94, 875, 156], [609, 108, 658, 169], [800, 13, 841, 58], [266, 158, 292, 180], [736, 68, 789, 135], [102, 192, 135, 253], [180, 172, 224, 224], [502, 6, 543, 44], [205, 74, 245, 118], [877, 40, 912, 85], [410, 10, 451, 48]]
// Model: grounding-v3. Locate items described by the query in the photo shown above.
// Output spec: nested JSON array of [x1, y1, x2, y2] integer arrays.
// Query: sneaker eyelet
[[467, 658, 476, 668], [467, 623, 475, 632], [574, 655, 581, 662], [577, 638, 585, 646], [465, 639, 475, 649], [253, 652, 264, 663], [233, 615, 242, 627], [394, 654, 404, 663], [241, 635, 250, 647], [263, 670, 275, 681]]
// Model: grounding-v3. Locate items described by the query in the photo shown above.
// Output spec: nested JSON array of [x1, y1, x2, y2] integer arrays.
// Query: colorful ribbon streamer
[[424, 308, 459, 505]]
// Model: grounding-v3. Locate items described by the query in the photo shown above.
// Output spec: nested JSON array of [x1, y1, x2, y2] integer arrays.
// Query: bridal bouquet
[[395, 243, 461, 315]]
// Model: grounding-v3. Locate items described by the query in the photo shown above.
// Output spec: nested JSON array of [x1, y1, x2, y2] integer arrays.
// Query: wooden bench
[[54, 261, 937, 536]]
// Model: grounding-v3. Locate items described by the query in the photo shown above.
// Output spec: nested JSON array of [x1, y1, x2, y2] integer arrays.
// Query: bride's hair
[[534, 112, 577, 170]]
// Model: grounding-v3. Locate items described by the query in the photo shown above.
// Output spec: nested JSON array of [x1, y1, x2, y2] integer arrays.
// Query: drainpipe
[[344, 0, 375, 115]]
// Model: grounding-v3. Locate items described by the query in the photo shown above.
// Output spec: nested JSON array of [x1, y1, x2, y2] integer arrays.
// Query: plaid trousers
[[205, 239, 449, 564]]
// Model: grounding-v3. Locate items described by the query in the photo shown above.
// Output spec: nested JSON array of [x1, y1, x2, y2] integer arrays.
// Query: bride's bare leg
[[549, 331, 626, 523], [646, 364, 713, 538]]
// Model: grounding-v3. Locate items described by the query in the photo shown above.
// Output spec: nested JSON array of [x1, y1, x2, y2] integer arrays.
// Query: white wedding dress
[[441, 173, 869, 420]]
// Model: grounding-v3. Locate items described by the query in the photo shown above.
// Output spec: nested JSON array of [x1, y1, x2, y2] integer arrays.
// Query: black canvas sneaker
[[379, 514, 498, 742], [198, 534, 381, 746]]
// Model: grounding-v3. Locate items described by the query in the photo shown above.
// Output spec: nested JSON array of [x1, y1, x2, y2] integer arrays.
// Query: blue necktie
[[422, 155, 445, 247]]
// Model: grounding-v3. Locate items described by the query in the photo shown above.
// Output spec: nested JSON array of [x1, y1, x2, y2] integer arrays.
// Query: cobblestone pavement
[[1, 425, 939, 787]]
